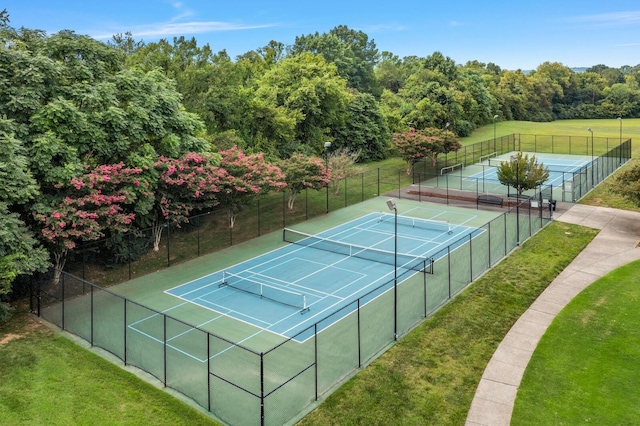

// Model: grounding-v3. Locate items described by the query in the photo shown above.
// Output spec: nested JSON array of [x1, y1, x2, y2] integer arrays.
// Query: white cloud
[[91, 21, 277, 40], [358, 23, 409, 33], [567, 11, 640, 27]]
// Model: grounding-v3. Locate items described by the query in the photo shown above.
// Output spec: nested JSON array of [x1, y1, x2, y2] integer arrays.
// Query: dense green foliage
[[2, 9, 640, 314], [612, 159, 640, 205]]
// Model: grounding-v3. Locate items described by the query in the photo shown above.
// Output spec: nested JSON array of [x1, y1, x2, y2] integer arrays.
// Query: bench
[[477, 194, 503, 207]]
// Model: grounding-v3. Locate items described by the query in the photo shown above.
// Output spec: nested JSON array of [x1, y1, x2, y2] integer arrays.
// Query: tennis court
[[163, 209, 483, 343], [420, 151, 597, 198], [465, 152, 593, 188], [40, 197, 518, 426]]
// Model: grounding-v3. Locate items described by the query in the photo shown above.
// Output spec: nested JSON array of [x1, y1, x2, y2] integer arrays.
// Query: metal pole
[[516, 157, 520, 246], [618, 117, 622, 166], [511, 155, 520, 246], [386, 199, 398, 341], [392, 204, 398, 340], [587, 128, 594, 187], [324, 142, 331, 213]]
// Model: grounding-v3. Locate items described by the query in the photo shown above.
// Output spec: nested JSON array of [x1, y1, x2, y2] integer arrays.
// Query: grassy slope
[[0, 304, 219, 426], [512, 260, 640, 425]]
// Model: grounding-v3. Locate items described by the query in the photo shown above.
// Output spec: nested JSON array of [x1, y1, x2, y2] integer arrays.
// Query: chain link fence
[[31, 134, 629, 425]]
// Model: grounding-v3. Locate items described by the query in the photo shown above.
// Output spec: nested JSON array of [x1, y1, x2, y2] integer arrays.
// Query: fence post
[[260, 353, 265, 426], [90, 285, 94, 346], [61, 272, 65, 330], [128, 232, 132, 280], [314, 324, 319, 398], [166, 220, 171, 267], [123, 299, 128, 365], [207, 333, 211, 411], [163, 315, 167, 386], [469, 234, 473, 281], [229, 208, 233, 246]]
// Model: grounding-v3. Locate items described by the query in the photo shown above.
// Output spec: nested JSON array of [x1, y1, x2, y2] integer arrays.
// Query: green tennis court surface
[[163, 211, 483, 342]]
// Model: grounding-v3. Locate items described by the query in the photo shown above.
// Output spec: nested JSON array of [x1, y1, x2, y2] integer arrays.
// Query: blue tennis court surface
[[466, 153, 593, 188], [166, 210, 483, 341]]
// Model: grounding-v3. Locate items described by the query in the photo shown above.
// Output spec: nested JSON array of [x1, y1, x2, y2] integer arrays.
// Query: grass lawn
[[1, 118, 638, 425], [0, 304, 220, 425], [463, 118, 640, 158], [511, 259, 640, 425]]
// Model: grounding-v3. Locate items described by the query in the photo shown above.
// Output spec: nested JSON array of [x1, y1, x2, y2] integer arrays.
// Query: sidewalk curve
[[465, 204, 640, 426]]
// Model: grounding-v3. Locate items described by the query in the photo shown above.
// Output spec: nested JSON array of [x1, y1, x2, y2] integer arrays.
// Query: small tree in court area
[[496, 152, 550, 195]]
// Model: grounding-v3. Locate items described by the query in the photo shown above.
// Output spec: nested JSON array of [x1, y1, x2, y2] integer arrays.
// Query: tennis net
[[219, 271, 308, 312], [283, 228, 433, 274], [377, 212, 452, 234]]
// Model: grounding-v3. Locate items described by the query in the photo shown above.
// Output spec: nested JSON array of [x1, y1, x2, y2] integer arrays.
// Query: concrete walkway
[[466, 204, 640, 426]]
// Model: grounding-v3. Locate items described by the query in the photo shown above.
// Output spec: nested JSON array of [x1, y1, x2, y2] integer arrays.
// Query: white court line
[[161, 211, 479, 352]]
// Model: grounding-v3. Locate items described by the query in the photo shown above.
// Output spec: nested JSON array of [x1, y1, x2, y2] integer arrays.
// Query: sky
[[4, 0, 640, 70]]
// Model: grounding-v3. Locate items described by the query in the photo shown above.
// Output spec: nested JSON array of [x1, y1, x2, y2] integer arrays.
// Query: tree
[[291, 25, 380, 94], [151, 152, 225, 251], [0, 126, 48, 320], [496, 152, 550, 195], [375, 52, 405, 93], [254, 52, 351, 157], [611, 162, 640, 206], [279, 154, 328, 210], [0, 24, 211, 282], [391, 128, 462, 174], [34, 163, 152, 283], [332, 92, 390, 162], [327, 148, 364, 195], [217, 146, 287, 227]]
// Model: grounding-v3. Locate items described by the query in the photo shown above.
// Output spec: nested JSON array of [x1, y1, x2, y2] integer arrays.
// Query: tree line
[[2, 9, 640, 318]]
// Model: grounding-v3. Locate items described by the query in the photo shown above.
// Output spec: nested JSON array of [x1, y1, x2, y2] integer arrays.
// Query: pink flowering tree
[[218, 146, 287, 228], [279, 154, 328, 210], [327, 148, 365, 195], [392, 128, 462, 174], [34, 163, 152, 283], [151, 152, 226, 251]]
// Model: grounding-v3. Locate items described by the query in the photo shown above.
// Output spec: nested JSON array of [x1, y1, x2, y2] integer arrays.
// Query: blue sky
[[5, 0, 640, 70]]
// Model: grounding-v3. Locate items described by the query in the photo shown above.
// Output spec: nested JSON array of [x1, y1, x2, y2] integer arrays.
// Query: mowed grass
[[1, 119, 638, 425], [0, 305, 219, 425], [463, 118, 640, 158], [512, 259, 640, 424]]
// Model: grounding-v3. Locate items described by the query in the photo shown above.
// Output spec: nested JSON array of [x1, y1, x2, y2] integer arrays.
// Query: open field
[[464, 118, 640, 157]]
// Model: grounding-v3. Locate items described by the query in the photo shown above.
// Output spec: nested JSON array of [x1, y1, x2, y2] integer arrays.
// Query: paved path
[[466, 204, 640, 426]]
